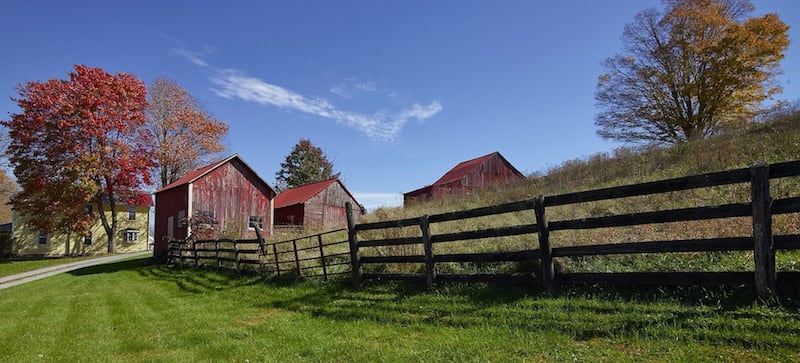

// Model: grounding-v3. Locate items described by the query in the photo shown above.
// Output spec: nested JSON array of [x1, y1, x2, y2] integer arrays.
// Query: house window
[[248, 216, 264, 230], [84, 232, 92, 245], [128, 206, 136, 221], [37, 231, 49, 245], [125, 230, 138, 243], [84, 205, 93, 215]]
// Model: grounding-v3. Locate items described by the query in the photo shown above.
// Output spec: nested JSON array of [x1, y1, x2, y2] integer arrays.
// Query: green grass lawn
[[0, 255, 106, 278], [1, 256, 799, 362]]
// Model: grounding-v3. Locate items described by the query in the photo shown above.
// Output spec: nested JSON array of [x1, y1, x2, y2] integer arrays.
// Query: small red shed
[[404, 152, 525, 205], [274, 178, 365, 228], [153, 154, 276, 260]]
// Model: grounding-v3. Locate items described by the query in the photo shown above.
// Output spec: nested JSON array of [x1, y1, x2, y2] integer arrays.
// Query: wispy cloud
[[172, 47, 442, 142]]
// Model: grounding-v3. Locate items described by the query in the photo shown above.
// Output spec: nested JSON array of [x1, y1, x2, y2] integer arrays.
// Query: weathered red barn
[[153, 154, 276, 260], [403, 151, 525, 205], [274, 178, 366, 228]]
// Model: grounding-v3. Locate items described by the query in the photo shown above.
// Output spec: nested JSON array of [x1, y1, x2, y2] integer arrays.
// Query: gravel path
[[0, 251, 151, 289]]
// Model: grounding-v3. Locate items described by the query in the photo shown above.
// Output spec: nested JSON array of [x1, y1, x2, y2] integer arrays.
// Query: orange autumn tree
[[146, 78, 228, 188], [595, 0, 790, 144], [3, 65, 155, 253]]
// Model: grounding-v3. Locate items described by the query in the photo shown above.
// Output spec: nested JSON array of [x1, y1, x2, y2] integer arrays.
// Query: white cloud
[[174, 48, 443, 142], [210, 68, 442, 142], [329, 85, 350, 98], [353, 192, 403, 211], [354, 81, 377, 92]]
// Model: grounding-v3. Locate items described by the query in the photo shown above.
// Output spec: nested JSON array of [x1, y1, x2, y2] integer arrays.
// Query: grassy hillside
[[347, 107, 800, 276]]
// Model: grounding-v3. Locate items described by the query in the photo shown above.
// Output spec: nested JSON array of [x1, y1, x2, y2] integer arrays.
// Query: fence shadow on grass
[[253, 279, 800, 351], [136, 263, 264, 294]]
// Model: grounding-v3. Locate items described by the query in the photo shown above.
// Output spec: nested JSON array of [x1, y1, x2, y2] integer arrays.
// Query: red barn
[[274, 178, 365, 228], [153, 154, 276, 260], [403, 151, 525, 205]]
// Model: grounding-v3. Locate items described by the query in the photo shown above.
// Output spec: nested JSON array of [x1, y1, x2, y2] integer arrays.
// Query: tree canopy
[[2, 65, 155, 253], [147, 78, 228, 188], [595, 0, 789, 144], [275, 139, 339, 192]]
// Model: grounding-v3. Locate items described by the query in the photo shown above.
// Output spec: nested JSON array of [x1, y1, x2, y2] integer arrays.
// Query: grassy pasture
[[1, 255, 799, 362]]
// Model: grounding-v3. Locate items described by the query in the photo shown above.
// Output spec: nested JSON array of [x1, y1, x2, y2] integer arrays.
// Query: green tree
[[595, 0, 789, 144], [275, 139, 339, 191]]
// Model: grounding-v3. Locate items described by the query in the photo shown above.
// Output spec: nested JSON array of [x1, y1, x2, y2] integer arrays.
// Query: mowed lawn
[[1, 256, 799, 362]]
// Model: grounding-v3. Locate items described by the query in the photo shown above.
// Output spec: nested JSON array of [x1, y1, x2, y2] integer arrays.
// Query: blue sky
[[2, 1, 799, 210]]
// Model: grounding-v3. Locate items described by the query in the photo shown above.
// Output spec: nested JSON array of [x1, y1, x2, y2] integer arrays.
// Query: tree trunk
[[96, 194, 117, 254]]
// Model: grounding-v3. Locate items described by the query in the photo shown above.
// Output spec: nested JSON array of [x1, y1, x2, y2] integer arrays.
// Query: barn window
[[178, 210, 186, 227], [37, 231, 49, 245], [128, 206, 136, 221], [248, 216, 264, 230]]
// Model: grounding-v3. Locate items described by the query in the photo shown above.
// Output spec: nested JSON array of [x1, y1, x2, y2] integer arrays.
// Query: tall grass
[[353, 109, 800, 275]]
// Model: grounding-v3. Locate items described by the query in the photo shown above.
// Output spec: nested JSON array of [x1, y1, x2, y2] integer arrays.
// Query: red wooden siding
[[154, 155, 275, 260], [191, 159, 273, 239], [154, 184, 188, 258], [404, 152, 525, 205], [275, 179, 364, 228]]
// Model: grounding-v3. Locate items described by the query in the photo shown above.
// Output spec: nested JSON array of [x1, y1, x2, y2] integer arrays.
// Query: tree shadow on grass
[[135, 264, 264, 294], [67, 256, 154, 276]]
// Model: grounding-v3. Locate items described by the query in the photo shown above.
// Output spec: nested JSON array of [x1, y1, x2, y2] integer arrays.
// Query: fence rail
[[166, 160, 800, 299], [167, 228, 349, 280], [345, 160, 800, 298]]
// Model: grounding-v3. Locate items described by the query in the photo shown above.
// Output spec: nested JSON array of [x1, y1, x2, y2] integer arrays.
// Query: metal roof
[[154, 154, 276, 196], [274, 178, 365, 213]]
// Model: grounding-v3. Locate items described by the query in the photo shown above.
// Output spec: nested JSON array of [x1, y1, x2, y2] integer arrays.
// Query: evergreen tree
[[275, 139, 339, 192]]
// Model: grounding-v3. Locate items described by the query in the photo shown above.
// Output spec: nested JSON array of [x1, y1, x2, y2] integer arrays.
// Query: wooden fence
[[345, 161, 800, 298], [167, 228, 350, 280], [166, 160, 800, 298]]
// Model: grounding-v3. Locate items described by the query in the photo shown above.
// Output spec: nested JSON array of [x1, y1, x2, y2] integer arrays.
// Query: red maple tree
[[3, 65, 156, 253]]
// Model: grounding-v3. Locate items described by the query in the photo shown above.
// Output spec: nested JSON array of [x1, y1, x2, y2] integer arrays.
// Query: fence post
[[318, 234, 328, 281], [346, 202, 362, 288], [193, 241, 199, 269], [178, 241, 184, 269], [254, 227, 266, 279], [215, 240, 220, 270], [420, 215, 435, 289], [751, 164, 776, 299], [534, 195, 554, 291], [292, 239, 301, 278], [234, 240, 241, 275], [273, 243, 280, 277]]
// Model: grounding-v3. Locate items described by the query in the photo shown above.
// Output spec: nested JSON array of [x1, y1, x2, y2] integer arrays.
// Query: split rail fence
[[167, 228, 349, 280], [168, 160, 800, 298], [347, 161, 800, 299]]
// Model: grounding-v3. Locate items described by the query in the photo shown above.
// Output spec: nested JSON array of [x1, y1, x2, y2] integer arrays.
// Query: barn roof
[[404, 151, 524, 196], [433, 152, 498, 185], [155, 154, 275, 196], [275, 178, 365, 213]]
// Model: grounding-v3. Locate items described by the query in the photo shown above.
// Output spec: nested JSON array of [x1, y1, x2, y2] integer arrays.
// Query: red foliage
[[3, 65, 156, 250]]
